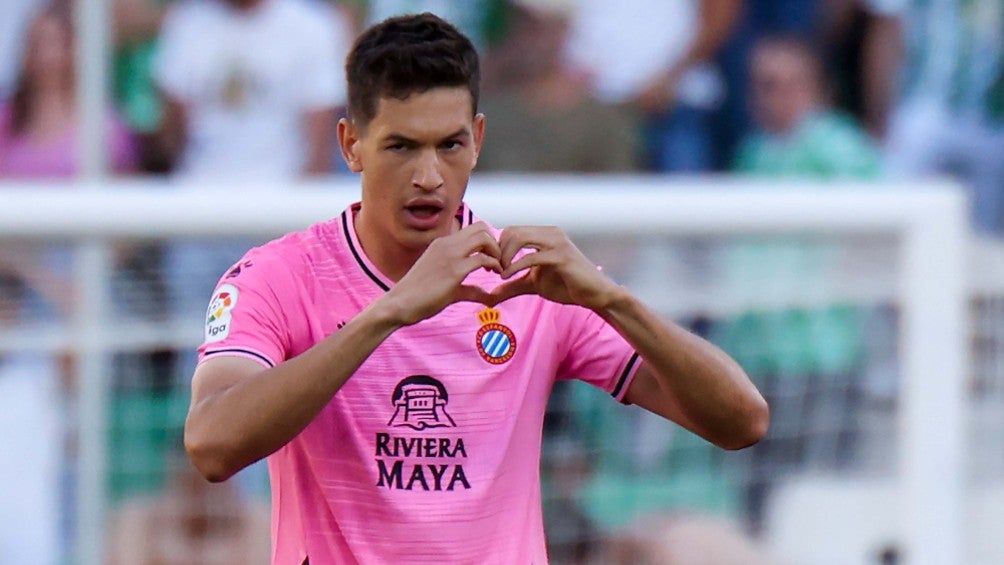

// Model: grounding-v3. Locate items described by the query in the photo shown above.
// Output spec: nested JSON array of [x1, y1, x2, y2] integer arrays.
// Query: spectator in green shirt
[[717, 34, 884, 530], [735, 35, 882, 177]]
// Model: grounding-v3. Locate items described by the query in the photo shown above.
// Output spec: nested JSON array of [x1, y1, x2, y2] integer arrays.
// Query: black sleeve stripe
[[611, 352, 640, 399], [204, 348, 275, 368]]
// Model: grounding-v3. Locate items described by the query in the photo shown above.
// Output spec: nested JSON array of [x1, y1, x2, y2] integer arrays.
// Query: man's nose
[[412, 149, 444, 190]]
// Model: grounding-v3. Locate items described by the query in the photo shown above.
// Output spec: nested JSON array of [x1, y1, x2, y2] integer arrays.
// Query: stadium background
[[0, 1, 997, 564]]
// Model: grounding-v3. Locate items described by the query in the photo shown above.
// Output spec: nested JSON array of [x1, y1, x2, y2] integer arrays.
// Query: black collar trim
[[340, 203, 471, 293]]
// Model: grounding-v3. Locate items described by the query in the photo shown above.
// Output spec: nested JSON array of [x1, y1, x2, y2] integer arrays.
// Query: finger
[[501, 249, 559, 279], [458, 222, 502, 261], [498, 226, 545, 268], [474, 229, 503, 261], [488, 274, 537, 306], [454, 284, 495, 306], [460, 252, 503, 276], [460, 220, 491, 233]]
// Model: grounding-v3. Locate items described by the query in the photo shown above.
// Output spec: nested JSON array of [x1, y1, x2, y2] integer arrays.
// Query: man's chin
[[401, 226, 448, 250]]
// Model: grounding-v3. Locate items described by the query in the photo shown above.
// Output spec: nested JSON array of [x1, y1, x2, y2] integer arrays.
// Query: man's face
[[750, 46, 819, 134], [340, 87, 484, 255]]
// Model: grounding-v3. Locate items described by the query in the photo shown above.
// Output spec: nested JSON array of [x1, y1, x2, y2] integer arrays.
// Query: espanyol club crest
[[475, 307, 516, 364]]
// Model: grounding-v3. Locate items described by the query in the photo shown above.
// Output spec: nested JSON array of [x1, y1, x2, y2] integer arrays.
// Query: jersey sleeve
[[197, 248, 294, 369], [553, 305, 640, 403]]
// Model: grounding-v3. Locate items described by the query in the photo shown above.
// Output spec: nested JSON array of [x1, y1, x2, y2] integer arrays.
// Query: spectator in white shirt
[[153, 0, 350, 178], [153, 0, 353, 413], [564, 0, 740, 172]]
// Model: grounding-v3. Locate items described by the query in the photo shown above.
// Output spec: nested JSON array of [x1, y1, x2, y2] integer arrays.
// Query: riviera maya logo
[[205, 284, 238, 343], [475, 307, 516, 364], [388, 375, 456, 430], [376, 376, 470, 491]]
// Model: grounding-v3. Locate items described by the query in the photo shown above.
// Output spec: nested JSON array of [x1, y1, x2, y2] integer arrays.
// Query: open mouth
[[406, 204, 444, 219], [403, 202, 447, 229]]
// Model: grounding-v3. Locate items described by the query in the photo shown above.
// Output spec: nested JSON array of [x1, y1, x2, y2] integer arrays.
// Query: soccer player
[[184, 13, 768, 564]]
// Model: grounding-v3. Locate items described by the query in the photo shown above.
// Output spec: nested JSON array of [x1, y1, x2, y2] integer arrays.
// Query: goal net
[[0, 176, 974, 565]]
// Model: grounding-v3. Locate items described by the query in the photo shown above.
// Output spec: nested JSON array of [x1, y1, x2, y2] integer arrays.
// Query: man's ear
[[337, 117, 364, 173], [471, 112, 486, 168]]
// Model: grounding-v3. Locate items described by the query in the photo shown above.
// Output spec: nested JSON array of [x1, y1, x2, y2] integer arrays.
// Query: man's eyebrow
[[441, 127, 472, 140], [382, 133, 418, 145], [381, 128, 471, 144]]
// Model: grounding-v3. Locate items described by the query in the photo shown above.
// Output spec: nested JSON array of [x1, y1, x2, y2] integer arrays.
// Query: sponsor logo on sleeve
[[205, 284, 239, 343]]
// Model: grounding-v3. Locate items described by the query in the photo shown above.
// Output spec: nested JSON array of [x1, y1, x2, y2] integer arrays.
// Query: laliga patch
[[475, 308, 516, 364], [205, 284, 239, 343]]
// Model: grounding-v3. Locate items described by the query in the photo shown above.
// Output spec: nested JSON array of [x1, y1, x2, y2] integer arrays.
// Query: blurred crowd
[[1, 0, 1002, 563], [0, 0, 998, 192], [2, 0, 1002, 215]]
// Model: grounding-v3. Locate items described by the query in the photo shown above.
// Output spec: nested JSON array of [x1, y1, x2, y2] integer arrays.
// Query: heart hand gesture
[[382, 221, 503, 325], [489, 226, 620, 311]]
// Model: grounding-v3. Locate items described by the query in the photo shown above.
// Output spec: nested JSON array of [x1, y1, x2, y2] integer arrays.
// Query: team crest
[[205, 284, 238, 343], [475, 308, 516, 364]]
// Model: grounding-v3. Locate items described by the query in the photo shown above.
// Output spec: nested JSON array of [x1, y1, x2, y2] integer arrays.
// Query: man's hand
[[381, 222, 503, 325], [487, 228, 767, 451], [380, 224, 622, 324], [490, 226, 622, 311]]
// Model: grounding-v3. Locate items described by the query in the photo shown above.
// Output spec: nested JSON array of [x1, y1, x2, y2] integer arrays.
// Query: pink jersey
[[198, 202, 640, 564]]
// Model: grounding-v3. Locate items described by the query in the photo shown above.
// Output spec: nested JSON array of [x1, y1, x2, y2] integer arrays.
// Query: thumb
[[488, 274, 536, 306], [454, 284, 495, 306]]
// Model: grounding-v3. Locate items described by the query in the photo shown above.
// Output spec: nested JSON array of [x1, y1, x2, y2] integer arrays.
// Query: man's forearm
[[185, 297, 406, 481], [596, 287, 768, 449]]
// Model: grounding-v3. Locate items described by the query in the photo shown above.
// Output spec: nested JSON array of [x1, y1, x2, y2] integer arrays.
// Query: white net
[[0, 179, 973, 565], [542, 232, 901, 564]]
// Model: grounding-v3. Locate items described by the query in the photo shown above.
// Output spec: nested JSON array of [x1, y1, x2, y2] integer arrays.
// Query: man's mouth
[[403, 201, 447, 229], [406, 204, 443, 219]]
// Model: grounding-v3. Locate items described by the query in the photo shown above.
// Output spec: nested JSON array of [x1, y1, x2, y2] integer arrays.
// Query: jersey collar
[[340, 201, 473, 292]]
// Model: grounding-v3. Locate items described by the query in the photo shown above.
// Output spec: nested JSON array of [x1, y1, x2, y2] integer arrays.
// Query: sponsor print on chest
[[369, 307, 520, 493], [374, 374, 470, 492]]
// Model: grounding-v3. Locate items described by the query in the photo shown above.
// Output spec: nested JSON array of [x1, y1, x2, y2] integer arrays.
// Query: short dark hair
[[345, 13, 480, 128]]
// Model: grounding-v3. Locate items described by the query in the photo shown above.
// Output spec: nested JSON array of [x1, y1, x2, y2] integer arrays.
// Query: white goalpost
[[0, 176, 968, 565]]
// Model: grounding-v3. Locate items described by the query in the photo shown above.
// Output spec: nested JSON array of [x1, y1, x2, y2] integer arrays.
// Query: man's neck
[[353, 209, 436, 283], [354, 210, 466, 283], [363, 239, 424, 284]]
